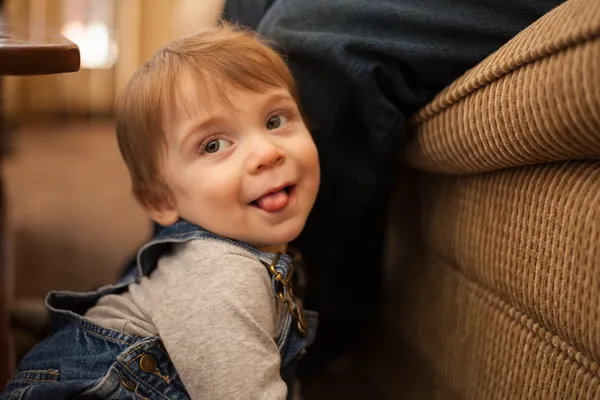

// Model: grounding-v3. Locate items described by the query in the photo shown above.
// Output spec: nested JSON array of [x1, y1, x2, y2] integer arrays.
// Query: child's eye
[[266, 114, 290, 130], [201, 138, 232, 155]]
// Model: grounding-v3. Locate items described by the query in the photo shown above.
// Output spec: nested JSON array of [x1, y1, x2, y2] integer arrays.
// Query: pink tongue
[[256, 190, 289, 212]]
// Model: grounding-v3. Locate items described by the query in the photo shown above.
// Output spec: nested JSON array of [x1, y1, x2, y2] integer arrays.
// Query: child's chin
[[261, 226, 305, 248]]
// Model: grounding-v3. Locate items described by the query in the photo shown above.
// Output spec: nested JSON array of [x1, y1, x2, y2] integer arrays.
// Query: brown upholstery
[[370, 0, 600, 398], [407, 0, 600, 174]]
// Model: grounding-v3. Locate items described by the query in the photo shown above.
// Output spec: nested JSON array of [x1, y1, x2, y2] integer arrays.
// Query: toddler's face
[[153, 79, 320, 251]]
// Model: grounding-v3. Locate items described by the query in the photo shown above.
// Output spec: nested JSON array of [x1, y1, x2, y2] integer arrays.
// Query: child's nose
[[246, 138, 286, 174]]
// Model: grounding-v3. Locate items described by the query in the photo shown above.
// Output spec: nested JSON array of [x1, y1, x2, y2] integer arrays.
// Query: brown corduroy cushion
[[373, 163, 600, 399], [374, 251, 600, 399], [405, 0, 600, 175], [418, 161, 600, 364], [374, 0, 600, 398]]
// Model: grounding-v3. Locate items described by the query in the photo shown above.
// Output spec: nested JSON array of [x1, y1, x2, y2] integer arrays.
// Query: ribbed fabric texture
[[373, 251, 599, 399], [372, 0, 600, 398], [372, 162, 600, 399], [424, 161, 600, 356], [406, 0, 600, 174]]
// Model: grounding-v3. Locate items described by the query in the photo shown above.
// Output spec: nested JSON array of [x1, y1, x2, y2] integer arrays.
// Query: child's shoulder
[[155, 237, 266, 282], [175, 237, 259, 262]]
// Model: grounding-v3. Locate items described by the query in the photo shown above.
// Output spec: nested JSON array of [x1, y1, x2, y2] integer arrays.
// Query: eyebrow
[[262, 92, 295, 109]]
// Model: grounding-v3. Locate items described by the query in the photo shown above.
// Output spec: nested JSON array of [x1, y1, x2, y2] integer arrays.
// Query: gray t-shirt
[[84, 239, 288, 399]]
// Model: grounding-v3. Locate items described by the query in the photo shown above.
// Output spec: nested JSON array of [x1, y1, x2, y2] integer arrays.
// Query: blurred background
[[2, 0, 223, 316]]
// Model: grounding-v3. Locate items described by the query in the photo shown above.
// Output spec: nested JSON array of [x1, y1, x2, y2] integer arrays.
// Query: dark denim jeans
[[136, 0, 562, 375]]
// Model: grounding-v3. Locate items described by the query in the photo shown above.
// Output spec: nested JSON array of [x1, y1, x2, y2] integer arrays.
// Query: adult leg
[[222, 0, 275, 30], [250, 0, 564, 374]]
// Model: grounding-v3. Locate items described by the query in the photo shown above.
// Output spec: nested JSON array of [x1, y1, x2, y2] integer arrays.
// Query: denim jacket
[[1, 220, 317, 400]]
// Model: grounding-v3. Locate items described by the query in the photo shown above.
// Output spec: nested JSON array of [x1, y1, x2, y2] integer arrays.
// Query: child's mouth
[[251, 185, 295, 212]]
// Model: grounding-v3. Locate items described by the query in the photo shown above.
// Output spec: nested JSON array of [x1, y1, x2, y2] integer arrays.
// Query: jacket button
[[139, 353, 157, 373], [120, 376, 137, 391]]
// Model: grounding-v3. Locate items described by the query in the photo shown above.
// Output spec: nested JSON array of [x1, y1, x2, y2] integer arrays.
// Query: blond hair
[[116, 24, 300, 207]]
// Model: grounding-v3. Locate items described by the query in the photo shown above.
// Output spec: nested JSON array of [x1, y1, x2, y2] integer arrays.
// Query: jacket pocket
[[8, 369, 60, 385], [2, 369, 60, 400]]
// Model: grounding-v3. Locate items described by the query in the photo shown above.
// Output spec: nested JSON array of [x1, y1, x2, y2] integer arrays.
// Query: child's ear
[[134, 188, 179, 227]]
